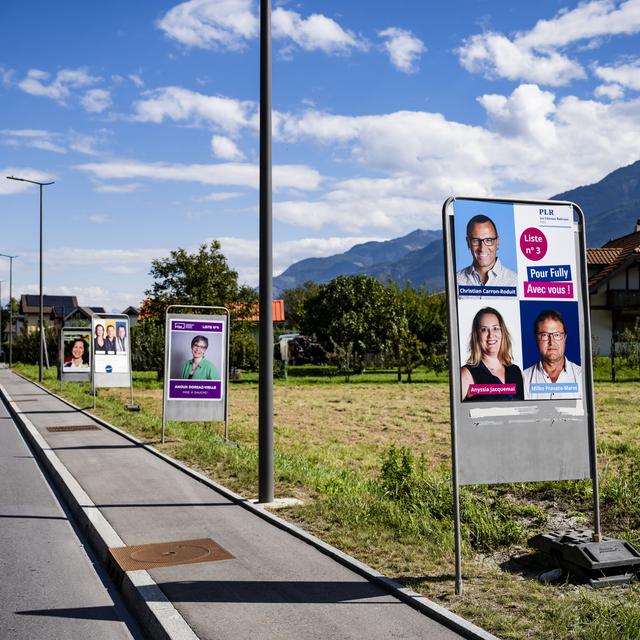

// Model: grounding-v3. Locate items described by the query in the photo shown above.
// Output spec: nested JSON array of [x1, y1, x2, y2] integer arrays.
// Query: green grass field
[[13, 363, 640, 640]]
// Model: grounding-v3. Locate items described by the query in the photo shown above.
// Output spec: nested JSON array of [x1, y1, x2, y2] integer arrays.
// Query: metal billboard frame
[[59, 326, 92, 386], [161, 305, 231, 445], [91, 313, 134, 409], [442, 196, 601, 594]]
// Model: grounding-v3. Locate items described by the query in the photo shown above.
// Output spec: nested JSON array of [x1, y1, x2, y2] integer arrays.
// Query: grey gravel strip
[[8, 373, 499, 640]]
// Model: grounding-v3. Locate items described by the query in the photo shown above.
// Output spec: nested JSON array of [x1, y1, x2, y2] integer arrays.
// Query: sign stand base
[[530, 528, 640, 587]]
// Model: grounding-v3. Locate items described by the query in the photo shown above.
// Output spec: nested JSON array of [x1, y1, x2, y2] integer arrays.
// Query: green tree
[[281, 281, 320, 331], [144, 241, 256, 320], [301, 275, 401, 379], [142, 241, 259, 373]]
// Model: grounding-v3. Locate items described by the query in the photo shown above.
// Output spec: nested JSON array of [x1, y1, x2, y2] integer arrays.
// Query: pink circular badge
[[519, 227, 547, 261]]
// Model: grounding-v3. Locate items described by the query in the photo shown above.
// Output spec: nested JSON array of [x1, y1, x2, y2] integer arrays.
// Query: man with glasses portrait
[[456, 214, 517, 287], [523, 309, 581, 399]]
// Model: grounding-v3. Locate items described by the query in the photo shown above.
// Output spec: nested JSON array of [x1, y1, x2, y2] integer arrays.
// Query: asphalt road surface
[[0, 396, 144, 640]]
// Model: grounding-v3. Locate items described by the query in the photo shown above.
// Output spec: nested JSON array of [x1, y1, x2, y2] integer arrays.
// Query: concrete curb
[[6, 373, 499, 640], [0, 382, 199, 640]]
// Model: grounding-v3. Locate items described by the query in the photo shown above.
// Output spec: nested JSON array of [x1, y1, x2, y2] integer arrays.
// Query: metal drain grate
[[46, 425, 100, 432], [109, 538, 234, 571], [16, 399, 39, 402]]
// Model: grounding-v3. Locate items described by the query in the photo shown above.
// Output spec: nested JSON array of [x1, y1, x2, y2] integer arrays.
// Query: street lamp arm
[[7, 176, 55, 187], [7, 176, 55, 186]]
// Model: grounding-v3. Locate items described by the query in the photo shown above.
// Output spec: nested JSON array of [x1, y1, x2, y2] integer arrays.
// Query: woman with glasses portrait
[[181, 335, 218, 380], [461, 306, 524, 402]]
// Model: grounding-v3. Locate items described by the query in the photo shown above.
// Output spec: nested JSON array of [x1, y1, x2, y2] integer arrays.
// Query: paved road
[[0, 394, 144, 640], [1, 368, 495, 640]]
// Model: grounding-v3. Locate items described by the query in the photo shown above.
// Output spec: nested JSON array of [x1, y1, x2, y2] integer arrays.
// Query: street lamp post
[[258, 0, 274, 504], [0, 254, 18, 366], [6, 176, 54, 381]]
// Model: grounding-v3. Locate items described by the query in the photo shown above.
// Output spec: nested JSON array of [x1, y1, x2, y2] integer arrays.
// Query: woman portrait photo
[[94, 323, 106, 353], [181, 335, 218, 380], [461, 306, 524, 402], [64, 338, 89, 369]]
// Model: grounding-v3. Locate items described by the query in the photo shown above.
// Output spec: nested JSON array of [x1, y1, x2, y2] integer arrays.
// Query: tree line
[[2, 241, 448, 380]]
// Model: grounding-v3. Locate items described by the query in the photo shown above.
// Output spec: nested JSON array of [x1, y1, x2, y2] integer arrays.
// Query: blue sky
[[2, 0, 640, 311]]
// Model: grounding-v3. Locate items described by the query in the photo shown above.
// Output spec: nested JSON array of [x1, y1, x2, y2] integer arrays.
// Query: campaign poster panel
[[167, 318, 225, 401], [92, 316, 130, 375], [61, 328, 91, 380], [453, 200, 583, 402]]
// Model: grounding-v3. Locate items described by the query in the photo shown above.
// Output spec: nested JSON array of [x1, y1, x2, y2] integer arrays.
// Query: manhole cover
[[109, 538, 234, 571], [47, 425, 100, 432]]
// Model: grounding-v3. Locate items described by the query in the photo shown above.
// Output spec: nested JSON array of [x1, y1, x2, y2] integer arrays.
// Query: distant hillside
[[273, 229, 440, 294], [551, 159, 640, 247], [274, 159, 640, 294]]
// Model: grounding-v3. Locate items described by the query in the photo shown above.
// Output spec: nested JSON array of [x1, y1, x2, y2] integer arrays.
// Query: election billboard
[[92, 314, 131, 389], [60, 327, 91, 382], [163, 312, 228, 424], [443, 197, 596, 486]]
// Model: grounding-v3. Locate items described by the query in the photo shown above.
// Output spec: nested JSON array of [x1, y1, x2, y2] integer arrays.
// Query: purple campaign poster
[[167, 318, 225, 401]]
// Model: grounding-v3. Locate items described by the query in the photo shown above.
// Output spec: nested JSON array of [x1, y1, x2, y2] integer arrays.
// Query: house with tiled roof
[[61, 306, 107, 328], [19, 294, 78, 334], [587, 220, 640, 355]]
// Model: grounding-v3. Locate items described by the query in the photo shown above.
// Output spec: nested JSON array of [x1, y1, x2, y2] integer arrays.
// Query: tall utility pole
[[258, 0, 274, 503], [6, 176, 55, 381], [0, 254, 18, 367]]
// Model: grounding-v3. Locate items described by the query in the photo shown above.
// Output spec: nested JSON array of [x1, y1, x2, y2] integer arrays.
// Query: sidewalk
[[0, 368, 497, 640]]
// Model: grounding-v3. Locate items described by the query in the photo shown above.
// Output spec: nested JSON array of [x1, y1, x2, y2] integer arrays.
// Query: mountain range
[[273, 160, 640, 295]]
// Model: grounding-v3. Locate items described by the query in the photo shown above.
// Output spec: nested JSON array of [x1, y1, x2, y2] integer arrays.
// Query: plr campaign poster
[[167, 318, 225, 401], [453, 200, 582, 403]]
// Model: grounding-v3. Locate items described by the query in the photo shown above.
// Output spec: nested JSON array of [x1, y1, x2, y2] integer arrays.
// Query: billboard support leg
[[453, 479, 463, 595]]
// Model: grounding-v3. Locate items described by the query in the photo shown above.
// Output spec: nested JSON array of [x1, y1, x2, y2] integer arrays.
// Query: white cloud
[[18, 67, 101, 103], [478, 84, 557, 141], [81, 88, 112, 113], [158, 0, 365, 56], [211, 134, 245, 160], [1, 129, 66, 153], [1, 66, 15, 87], [132, 86, 256, 135], [378, 27, 425, 73], [94, 182, 143, 193], [128, 73, 144, 87], [594, 82, 625, 99], [458, 32, 585, 86], [88, 214, 110, 223], [198, 191, 242, 201], [594, 58, 640, 89], [68, 131, 104, 156], [458, 0, 640, 86], [272, 8, 366, 55], [0, 168, 56, 195], [157, 0, 258, 50], [75, 159, 323, 191], [274, 84, 640, 214]]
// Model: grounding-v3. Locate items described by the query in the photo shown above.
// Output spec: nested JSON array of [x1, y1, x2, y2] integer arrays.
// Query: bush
[[131, 320, 165, 378]]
